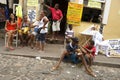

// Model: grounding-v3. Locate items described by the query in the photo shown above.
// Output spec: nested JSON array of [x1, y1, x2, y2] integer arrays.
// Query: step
[[46, 38, 64, 44]]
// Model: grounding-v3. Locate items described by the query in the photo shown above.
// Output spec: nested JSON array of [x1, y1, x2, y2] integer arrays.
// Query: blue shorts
[[38, 33, 46, 43], [64, 53, 81, 64]]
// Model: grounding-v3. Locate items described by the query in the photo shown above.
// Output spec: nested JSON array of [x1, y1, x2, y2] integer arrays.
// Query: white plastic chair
[[5, 31, 19, 47]]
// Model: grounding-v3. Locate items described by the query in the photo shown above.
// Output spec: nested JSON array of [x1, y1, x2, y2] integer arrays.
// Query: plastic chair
[[5, 31, 19, 47]]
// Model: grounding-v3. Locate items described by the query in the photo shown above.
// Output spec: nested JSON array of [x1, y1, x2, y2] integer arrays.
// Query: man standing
[[42, 3, 63, 40]]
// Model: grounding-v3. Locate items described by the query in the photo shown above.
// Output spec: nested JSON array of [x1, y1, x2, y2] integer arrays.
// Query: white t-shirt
[[33, 16, 48, 33], [65, 29, 74, 39]]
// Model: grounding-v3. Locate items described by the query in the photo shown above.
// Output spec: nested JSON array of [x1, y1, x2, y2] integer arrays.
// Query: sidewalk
[[0, 39, 120, 68]]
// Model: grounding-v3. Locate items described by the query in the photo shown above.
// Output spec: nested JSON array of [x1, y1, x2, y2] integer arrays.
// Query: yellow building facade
[[104, 0, 120, 39], [18, 0, 120, 40], [73, 0, 120, 39]]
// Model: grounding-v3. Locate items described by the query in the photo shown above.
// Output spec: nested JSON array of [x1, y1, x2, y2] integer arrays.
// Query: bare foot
[[5, 46, 9, 48], [9, 47, 15, 50], [86, 70, 97, 77], [51, 66, 58, 71]]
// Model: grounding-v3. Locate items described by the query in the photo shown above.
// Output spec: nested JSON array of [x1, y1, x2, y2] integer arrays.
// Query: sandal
[[9, 47, 15, 50]]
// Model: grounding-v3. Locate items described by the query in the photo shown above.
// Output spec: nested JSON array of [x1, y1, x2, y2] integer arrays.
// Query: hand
[[77, 53, 82, 56], [58, 19, 61, 22], [76, 49, 81, 53], [5, 28, 8, 31], [42, 27, 45, 29]]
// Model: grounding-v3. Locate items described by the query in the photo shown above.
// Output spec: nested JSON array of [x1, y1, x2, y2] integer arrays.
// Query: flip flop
[[9, 47, 15, 50]]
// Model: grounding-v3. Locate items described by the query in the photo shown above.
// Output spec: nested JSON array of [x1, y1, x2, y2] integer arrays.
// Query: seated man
[[52, 37, 96, 77]]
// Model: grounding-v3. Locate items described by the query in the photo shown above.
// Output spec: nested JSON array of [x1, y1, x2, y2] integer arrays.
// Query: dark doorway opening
[[44, 0, 69, 38], [51, 0, 69, 35]]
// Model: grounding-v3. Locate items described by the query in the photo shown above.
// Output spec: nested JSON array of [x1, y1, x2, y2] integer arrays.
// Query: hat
[[71, 37, 79, 43]]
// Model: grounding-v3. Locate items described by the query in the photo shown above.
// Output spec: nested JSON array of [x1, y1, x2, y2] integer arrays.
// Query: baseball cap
[[71, 37, 79, 43]]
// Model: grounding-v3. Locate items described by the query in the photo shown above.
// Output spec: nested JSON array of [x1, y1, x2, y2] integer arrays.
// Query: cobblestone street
[[0, 54, 119, 80]]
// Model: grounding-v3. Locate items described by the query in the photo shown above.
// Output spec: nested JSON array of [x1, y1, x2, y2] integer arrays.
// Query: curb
[[94, 61, 120, 68], [1, 52, 120, 68]]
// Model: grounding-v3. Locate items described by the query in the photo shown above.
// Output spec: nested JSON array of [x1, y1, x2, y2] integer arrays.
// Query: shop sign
[[88, 1, 101, 8], [27, 0, 38, 6], [67, 2, 83, 26], [91, 0, 105, 3]]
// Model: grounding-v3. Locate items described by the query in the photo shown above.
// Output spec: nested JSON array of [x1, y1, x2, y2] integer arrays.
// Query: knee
[[63, 50, 68, 55]]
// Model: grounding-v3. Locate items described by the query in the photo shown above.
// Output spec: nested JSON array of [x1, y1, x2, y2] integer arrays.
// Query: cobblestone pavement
[[0, 54, 120, 80]]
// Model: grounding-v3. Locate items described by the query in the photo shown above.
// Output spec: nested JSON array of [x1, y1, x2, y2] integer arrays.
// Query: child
[[81, 40, 96, 70], [65, 24, 74, 44]]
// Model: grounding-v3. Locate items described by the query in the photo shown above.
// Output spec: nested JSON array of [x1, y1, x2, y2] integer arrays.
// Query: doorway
[[44, 0, 69, 39]]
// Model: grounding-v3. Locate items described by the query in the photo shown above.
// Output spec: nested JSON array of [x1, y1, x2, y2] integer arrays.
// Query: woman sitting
[[5, 13, 17, 50]]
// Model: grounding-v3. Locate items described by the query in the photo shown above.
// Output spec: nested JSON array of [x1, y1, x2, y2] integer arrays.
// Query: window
[[82, 0, 103, 23]]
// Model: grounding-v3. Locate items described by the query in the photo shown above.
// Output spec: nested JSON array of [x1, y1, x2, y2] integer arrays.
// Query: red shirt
[[6, 21, 17, 31], [49, 7, 63, 20], [85, 45, 96, 57]]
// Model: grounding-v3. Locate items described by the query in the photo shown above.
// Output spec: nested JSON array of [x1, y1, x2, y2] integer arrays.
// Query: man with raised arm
[[42, 3, 63, 40]]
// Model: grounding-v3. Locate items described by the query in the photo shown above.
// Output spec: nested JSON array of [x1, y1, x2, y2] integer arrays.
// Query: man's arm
[[42, 3, 50, 9], [58, 10, 63, 22], [59, 16, 63, 22], [82, 46, 93, 53]]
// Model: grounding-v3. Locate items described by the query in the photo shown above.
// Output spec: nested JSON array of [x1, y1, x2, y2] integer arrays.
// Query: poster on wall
[[91, 0, 105, 3], [67, 2, 83, 26], [27, 0, 38, 6], [27, 10, 36, 22]]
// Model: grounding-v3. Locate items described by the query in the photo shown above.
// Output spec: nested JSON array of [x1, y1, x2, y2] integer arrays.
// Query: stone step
[[46, 38, 64, 44]]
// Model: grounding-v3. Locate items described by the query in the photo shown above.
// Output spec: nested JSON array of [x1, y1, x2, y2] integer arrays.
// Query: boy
[[81, 40, 96, 69], [65, 24, 74, 44]]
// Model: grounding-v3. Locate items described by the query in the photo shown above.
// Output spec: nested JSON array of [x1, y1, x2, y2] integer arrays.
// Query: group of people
[[4, 3, 97, 77], [5, 3, 63, 52]]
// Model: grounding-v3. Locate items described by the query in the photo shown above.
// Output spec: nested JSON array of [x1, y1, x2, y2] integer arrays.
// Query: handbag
[[37, 27, 42, 34]]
